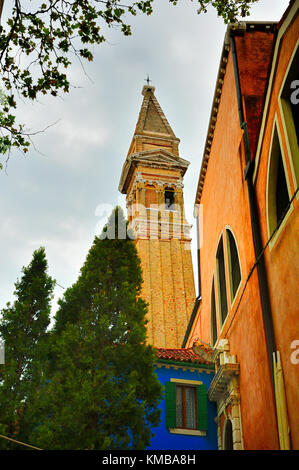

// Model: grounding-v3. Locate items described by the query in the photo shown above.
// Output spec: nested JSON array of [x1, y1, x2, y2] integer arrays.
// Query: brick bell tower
[[119, 85, 195, 348]]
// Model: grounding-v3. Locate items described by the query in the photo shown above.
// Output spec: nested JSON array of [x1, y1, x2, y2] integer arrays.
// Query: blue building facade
[[148, 348, 217, 450]]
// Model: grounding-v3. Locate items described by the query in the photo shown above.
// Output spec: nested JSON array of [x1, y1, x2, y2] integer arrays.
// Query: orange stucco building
[[184, 0, 299, 450]]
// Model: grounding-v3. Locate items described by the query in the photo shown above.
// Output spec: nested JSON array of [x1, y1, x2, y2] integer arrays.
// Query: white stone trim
[[170, 378, 203, 385], [169, 428, 207, 437], [210, 339, 244, 450]]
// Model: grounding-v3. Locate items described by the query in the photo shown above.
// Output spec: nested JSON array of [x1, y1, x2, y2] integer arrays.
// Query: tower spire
[[119, 86, 195, 348]]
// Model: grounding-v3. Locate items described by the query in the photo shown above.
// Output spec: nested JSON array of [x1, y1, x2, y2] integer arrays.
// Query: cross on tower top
[[145, 74, 152, 85]]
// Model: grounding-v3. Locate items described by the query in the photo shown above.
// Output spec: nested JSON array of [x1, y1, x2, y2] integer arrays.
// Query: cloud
[[52, 119, 110, 150]]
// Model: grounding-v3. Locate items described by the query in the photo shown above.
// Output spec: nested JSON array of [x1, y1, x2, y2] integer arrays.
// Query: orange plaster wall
[[254, 12, 299, 449], [192, 50, 279, 449]]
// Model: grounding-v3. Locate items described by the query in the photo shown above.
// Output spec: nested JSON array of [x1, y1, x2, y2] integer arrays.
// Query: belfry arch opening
[[164, 187, 175, 210]]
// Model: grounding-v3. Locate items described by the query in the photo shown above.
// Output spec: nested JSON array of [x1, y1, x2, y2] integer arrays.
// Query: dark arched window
[[224, 420, 233, 450], [226, 229, 241, 302], [164, 187, 175, 210], [267, 125, 290, 236], [216, 236, 228, 327], [211, 279, 218, 347], [280, 43, 299, 185]]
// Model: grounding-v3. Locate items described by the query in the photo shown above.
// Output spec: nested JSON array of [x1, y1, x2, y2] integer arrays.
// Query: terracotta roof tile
[[155, 347, 213, 366]]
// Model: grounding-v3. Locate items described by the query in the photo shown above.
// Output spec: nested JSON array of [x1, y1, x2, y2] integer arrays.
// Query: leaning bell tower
[[119, 85, 195, 348]]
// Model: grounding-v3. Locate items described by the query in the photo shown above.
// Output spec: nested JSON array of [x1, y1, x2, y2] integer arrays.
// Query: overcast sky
[[0, 0, 290, 321]]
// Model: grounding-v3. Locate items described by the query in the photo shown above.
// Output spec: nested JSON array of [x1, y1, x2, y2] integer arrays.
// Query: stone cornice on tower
[[119, 148, 190, 194]]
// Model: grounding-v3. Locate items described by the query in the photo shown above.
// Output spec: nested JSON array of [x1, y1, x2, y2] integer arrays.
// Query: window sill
[[169, 428, 207, 437]]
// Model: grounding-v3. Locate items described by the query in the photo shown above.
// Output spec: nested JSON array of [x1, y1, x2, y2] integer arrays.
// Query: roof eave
[[156, 358, 215, 371]]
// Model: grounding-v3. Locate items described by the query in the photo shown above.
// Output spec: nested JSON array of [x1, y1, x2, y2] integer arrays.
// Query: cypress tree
[[0, 247, 54, 449], [31, 207, 162, 450]]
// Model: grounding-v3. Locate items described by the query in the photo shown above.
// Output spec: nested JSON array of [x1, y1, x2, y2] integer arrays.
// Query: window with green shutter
[[165, 381, 208, 432], [197, 383, 208, 431], [165, 381, 176, 429]]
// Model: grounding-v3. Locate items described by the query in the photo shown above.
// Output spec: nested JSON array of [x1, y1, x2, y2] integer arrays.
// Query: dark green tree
[[0, 247, 55, 449], [30, 207, 162, 450], [0, 0, 259, 163]]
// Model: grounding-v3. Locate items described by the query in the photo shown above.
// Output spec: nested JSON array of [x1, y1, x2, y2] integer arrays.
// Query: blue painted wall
[[148, 364, 217, 450]]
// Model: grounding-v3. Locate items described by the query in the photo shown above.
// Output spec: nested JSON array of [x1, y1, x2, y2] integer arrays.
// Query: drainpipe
[[230, 33, 277, 404]]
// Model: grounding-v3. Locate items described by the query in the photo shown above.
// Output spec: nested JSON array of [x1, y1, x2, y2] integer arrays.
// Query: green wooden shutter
[[197, 383, 208, 431], [165, 381, 176, 429]]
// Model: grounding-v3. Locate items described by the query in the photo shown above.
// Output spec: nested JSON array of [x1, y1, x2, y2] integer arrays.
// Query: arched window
[[223, 419, 233, 450], [211, 278, 218, 347], [226, 229, 241, 303], [216, 236, 228, 327], [164, 187, 175, 210], [280, 42, 299, 187], [267, 124, 291, 236]]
